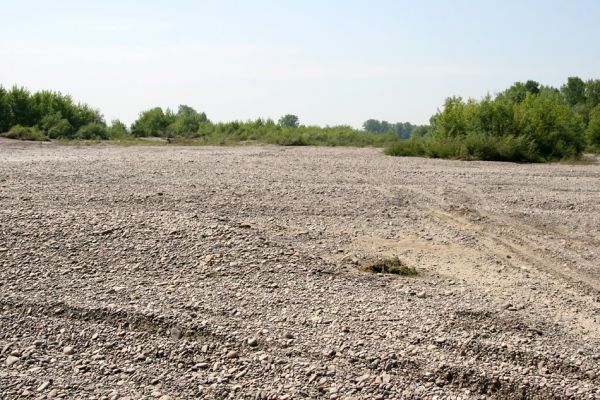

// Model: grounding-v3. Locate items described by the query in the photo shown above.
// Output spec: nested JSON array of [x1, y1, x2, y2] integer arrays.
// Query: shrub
[[131, 107, 176, 137], [362, 257, 417, 276], [587, 104, 600, 151], [76, 122, 108, 140], [387, 85, 587, 162], [107, 120, 131, 139], [514, 91, 585, 159], [2, 125, 48, 141]]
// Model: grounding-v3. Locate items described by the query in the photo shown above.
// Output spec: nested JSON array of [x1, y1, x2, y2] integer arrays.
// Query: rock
[[37, 381, 51, 391], [63, 346, 75, 355], [226, 350, 239, 359], [322, 348, 336, 357], [247, 338, 258, 347], [47, 389, 58, 398], [416, 291, 427, 298], [5, 355, 19, 367], [170, 328, 183, 340]]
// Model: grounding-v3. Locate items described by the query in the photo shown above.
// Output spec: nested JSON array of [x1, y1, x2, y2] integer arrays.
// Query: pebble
[[5, 355, 19, 367], [226, 351, 239, 359]]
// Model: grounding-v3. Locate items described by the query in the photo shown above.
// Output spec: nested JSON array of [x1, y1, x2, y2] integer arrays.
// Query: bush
[[40, 113, 75, 138], [107, 120, 131, 139], [514, 91, 585, 159], [362, 257, 417, 275], [131, 107, 176, 137], [587, 104, 600, 151], [2, 125, 48, 141], [385, 133, 538, 162], [76, 122, 108, 140], [387, 85, 587, 162]]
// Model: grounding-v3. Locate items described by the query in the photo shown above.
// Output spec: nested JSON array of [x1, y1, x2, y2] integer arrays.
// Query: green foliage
[[501, 81, 541, 103], [2, 125, 48, 141], [39, 112, 74, 138], [363, 119, 416, 139], [131, 107, 176, 137], [48, 119, 74, 139], [76, 122, 109, 140], [278, 114, 299, 128], [387, 79, 587, 162], [0, 86, 12, 133], [166, 105, 209, 136], [107, 119, 130, 139], [0, 85, 102, 139], [6, 86, 33, 127], [385, 133, 538, 162], [587, 104, 600, 151], [411, 125, 430, 138], [514, 91, 585, 159], [561, 77, 586, 106], [171, 119, 396, 147], [586, 79, 600, 110]]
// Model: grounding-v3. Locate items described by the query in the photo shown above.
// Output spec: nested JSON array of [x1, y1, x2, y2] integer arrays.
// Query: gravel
[[0, 140, 599, 399]]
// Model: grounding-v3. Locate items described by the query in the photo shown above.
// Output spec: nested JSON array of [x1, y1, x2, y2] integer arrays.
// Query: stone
[[5, 355, 19, 367], [226, 350, 239, 359], [170, 328, 183, 340], [247, 338, 258, 347], [63, 346, 75, 355]]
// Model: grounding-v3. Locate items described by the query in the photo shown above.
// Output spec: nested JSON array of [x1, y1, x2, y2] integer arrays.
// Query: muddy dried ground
[[0, 140, 599, 399]]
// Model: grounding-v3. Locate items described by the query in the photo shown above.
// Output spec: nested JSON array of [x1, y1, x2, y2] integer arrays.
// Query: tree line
[[362, 119, 421, 139], [1, 78, 600, 161], [0, 85, 397, 146]]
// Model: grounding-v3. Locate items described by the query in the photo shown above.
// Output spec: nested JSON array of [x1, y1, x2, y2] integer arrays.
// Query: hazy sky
[[1, 0, 599, 127]]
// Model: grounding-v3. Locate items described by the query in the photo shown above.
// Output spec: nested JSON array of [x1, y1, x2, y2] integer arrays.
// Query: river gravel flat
[[1, 140, 599, 399]]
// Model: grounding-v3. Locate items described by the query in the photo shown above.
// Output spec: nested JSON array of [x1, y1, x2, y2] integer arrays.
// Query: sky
[[1, 0, 599, 127]]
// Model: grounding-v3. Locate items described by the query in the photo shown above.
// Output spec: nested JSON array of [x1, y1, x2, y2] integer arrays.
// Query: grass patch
[[1, 125, 48, 141], [362, 257, 418, 276]]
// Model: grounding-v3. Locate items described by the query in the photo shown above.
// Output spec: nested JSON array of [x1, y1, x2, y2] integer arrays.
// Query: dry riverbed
[[0, 140, 599, 399]]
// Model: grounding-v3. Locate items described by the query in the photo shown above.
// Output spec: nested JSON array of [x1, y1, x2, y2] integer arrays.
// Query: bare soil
[[1, 140, 599, 399]]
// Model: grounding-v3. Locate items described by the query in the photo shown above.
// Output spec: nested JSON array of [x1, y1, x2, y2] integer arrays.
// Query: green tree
[[411, 125, 430, 138], [524, 80, 540, 95], [561, 77, 586, 106], [278, 114, 299, 128], [515, 91, 585, 159], [0, 86, 12, 133], [107, 120, 130, 139], [363, 119, 383, 133], [167, 105, 209, 136], [131, 107, 176, 137], [585, 79, 600, 109], [587, 104, 600, 149], [501, 81, 542, 103], [6, 86, 33, 126]]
